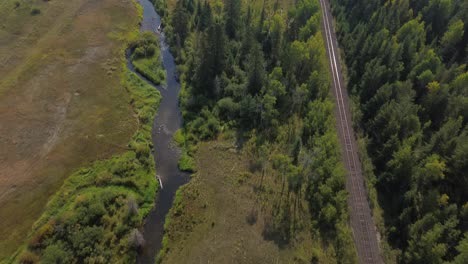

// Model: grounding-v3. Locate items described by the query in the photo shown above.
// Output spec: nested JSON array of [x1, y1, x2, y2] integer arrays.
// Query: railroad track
[[318, 0, 383, 263]]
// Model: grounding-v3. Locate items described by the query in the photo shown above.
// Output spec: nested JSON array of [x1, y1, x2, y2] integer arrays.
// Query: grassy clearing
[[157, 137, 345, 264], [0, 0, 141, 259], [11, 70, 161, 263]]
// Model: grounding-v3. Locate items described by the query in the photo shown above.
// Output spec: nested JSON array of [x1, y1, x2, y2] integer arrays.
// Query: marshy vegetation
[[16, 70, 162, 263], [130, 32, 166, 85]]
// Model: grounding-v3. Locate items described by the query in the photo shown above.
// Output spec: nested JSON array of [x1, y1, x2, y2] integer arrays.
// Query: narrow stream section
[[127, 0, 190, 263]]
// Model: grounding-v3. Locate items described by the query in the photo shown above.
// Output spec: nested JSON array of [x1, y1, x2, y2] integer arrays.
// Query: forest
[[329, 0, 468, 262], [155, 0, 357, 262], [8, 0, 466, 262]]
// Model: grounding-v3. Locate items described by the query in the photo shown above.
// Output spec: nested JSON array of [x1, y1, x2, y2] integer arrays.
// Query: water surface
[[128, 1, 190, 263]]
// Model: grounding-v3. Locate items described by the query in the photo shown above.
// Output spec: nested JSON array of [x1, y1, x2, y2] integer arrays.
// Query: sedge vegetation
[[155, 0, 357, 262], [130, 32, 166, 85], [12, 36, 163, 262], [330, 0, 468, 262]]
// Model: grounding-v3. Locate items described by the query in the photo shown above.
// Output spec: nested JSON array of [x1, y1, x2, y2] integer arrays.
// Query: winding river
[[127, 0, 190, 263]]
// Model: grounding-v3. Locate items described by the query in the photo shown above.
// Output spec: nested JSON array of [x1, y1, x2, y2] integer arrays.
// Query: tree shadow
[[246, 208, 258, 225], [261, 215, 290, 249]]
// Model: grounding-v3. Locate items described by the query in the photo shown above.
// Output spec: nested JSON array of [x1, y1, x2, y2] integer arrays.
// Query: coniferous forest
[[330, 0, 468, 262]]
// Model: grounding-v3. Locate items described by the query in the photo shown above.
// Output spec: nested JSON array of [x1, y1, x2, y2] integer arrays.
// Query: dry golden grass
[[0, 0, 140, 259], [159, 137, 339, 264]]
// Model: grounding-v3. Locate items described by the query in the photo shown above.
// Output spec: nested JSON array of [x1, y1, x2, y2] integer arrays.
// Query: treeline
[[330, 0, 467, 262], [155, 0, 356, 261]]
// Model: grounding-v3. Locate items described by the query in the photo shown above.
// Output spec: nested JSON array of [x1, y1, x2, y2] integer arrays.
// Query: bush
[[19, 251, 40, 264], [178, 152, 196, 172], [130, 32, 159, 60], [30, 8, 41, 15], [29, 221, 54, 248], [217, 97, 239, 120], [42, 243, 72, 264], [173, 129, 185, 146]]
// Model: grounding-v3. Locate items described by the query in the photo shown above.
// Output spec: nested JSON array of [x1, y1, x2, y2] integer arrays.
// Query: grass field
[[12, 70, 161, 263], [0, 0, 140, 259], [158, 137, 340, 264]]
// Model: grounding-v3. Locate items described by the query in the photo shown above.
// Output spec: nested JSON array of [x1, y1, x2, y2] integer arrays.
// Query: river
[[127, 0, 190, 263]]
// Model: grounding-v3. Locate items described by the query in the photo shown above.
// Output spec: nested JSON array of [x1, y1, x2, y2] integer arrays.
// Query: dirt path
[[319, 0, 383, 263]]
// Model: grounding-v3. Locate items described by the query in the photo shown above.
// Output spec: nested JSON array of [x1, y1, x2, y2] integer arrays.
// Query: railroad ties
[[319, 0, 383, 262]]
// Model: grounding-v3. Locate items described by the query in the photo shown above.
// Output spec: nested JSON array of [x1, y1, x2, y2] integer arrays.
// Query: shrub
[[178, 152, 196, 172], [29, 221, 54, 248], [130, 32, 159, 60], [173, 129, 185, 146], [30, 7, 41, 15], [42, 243, 72, 264], [217, 97, 239, 120], [19, 251, 40, 264]]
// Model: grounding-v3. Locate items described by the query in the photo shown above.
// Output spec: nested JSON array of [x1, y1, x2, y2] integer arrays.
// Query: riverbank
[[132, 0, 190, 263], [12, 68, 162, 262], [0, 0, 141, 259], [3, 0, 174, 261]]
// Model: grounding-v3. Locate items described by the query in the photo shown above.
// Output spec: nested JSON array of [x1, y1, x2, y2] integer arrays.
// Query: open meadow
[[0, 0, 139, 259]]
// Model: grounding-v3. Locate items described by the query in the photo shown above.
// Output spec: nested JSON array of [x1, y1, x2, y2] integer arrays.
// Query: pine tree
[[172, 0, 190, 46], [247, 43, 266, 95], [225, 0, 241, 39]]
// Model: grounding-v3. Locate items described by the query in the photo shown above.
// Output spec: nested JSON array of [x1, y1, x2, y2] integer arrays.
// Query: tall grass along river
[[127, 0, 190, 263]]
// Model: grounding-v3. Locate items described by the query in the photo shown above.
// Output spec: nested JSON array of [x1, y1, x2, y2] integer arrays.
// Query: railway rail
[[318, 0, 383, 263]]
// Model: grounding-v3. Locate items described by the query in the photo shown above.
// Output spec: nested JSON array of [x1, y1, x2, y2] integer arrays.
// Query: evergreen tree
[[197, 1, 213, 31], [247, 43, 266, 95], [224, 0, 241, 39], [172, 0, 190, 46]]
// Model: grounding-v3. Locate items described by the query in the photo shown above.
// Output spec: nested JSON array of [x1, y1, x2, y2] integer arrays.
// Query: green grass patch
[[173, 129, 185, 146], [173, 129, 196, 172], [178, 152, 196, 172], [132, 56, 166, 85]]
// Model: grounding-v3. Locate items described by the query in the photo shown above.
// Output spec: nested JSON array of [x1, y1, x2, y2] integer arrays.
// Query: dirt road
[[318, 0, 383, 263]]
